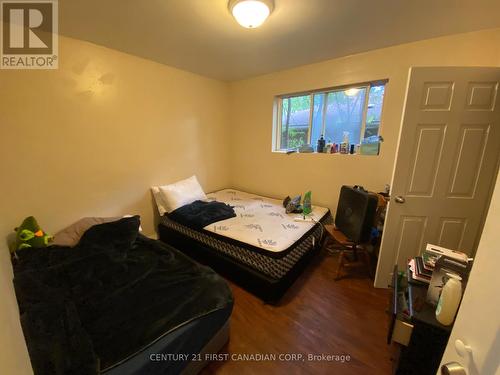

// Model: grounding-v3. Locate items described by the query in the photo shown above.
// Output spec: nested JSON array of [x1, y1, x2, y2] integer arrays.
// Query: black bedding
[[13, 216, 233, 375], [168, 200, 236, 229], [159, 211, 333, 302]]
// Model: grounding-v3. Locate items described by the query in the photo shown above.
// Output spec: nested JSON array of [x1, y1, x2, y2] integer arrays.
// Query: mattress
[[203, 189, 330, 254], [159, 189, 333, 300], [102, 307, 231, 375], [14, 226, 234, 375]]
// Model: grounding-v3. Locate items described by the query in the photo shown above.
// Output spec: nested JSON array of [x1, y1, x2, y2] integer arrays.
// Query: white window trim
[[273, 80, 388, 153]]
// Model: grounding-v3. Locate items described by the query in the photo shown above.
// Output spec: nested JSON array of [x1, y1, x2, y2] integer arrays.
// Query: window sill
[[272, 150, 378, 156]]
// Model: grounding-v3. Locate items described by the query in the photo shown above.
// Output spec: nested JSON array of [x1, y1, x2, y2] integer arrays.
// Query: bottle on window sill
[[317, 135, 326, 153], [325, 141, 333, 153], [340, 131, 350, 154], [339, 143, 348, 154]]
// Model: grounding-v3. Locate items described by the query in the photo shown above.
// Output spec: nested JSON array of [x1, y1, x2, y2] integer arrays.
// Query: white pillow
[[151, 186, 168, 215], [158, 176, 207, 212]]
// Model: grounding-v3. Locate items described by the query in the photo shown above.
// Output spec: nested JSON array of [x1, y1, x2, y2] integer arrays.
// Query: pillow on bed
[[158, 175, 207, 212], [151, 186, 168, 215], [78, 216, 141, 250], [53, 216, 142, 247], [52, 217, 121, 247]]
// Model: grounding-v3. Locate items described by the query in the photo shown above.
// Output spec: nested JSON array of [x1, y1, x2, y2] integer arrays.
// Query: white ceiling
[[59, 0, 500, 81]]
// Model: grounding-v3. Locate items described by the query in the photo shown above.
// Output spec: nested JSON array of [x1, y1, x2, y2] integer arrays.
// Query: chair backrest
[[335, 185, 378, 243]]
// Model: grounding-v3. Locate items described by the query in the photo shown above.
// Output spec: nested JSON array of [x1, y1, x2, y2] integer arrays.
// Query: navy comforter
[[13, 216, 233, 375], [167, 200, 236, 229]]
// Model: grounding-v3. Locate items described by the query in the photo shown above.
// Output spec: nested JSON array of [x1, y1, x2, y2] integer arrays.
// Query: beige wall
[[1, 29, 500, 375], [1, 36, 230, 238], [227, 29, 500, 211], [0, 35, 229, 374]]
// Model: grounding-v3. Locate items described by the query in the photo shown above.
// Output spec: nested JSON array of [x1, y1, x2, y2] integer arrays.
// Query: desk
[[388, 265, 452, 374]]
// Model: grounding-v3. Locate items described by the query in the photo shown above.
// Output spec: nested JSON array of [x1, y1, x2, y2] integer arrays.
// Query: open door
[[438, 172, 500, 375], [375, 67, 500, 288]]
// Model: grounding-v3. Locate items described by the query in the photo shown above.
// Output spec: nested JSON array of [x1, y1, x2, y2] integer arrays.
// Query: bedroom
[[1, 1, 499, 374]]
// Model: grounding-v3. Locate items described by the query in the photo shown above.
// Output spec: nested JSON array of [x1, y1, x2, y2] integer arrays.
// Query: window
[[275, 81, 386, 153]]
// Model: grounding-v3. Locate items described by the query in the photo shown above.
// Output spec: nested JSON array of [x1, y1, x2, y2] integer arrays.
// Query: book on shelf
[[407, 244, 473, 290], [422, 251, 438, 269], [408, 259, 430, 284], [415, 256, 433, 278]]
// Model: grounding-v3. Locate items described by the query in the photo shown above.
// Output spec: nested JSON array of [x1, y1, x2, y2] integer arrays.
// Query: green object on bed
[[13, 216, 53, 252], [302, 191, 312, 215]]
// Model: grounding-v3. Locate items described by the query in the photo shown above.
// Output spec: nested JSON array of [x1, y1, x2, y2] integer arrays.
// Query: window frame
[[274, 79, 388, 152]]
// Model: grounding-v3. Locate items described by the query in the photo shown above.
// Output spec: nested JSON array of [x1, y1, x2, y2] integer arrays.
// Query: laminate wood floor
[[201, 250, 392, 375]]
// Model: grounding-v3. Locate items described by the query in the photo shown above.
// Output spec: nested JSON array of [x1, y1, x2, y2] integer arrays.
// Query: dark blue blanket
[[168, 200, 236, 229], [13, 217, 233, 375]]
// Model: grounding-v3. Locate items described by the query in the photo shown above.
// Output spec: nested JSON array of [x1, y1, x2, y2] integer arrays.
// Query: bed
[[158, 189, 333, 302], [13, 216, 233, 375]]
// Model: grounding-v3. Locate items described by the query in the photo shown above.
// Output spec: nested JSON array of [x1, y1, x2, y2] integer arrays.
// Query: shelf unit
[[388, 265, 452, 374]]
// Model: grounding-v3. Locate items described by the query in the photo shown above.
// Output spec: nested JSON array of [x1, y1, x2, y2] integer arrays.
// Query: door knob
[[441, 362, 466, 375], [394, 196, 406, 204]]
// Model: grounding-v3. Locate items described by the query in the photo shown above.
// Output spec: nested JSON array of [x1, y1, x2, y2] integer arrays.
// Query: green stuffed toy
[[13, 216, 53, 252]]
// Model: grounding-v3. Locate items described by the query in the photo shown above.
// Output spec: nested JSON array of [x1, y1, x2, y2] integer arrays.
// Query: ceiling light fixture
[[229, 0, 274, 29]]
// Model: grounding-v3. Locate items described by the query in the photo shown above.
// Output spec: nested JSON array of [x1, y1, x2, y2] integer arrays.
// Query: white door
[[375, 67, 500, 288], [438, 172, 500, 375]]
